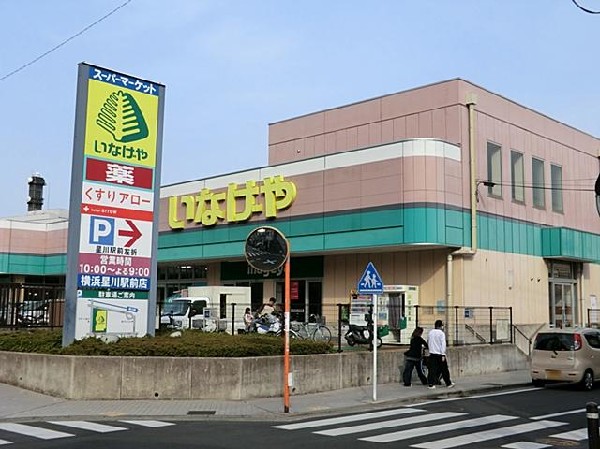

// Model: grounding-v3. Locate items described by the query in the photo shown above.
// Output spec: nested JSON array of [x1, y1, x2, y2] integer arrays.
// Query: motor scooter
[[344, 324, 382, 348], [249, 313, 281, 335]]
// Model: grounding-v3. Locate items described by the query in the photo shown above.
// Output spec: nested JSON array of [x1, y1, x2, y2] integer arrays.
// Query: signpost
[[63, 64, 165, 346], [357, 262, 384, 401], [245, 226, 292, 413]]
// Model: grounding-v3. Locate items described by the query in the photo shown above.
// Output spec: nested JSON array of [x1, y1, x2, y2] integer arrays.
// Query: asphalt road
[[3, 385, 599, 449]]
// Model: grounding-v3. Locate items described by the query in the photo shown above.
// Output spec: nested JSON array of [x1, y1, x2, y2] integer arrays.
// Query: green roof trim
[[2, 205, 600, 276]]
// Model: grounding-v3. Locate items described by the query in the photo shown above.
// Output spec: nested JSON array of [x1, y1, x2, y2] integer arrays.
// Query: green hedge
[[0, 329, 334, 357]]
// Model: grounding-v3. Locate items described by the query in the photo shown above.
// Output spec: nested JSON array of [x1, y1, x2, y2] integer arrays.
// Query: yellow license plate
[[546, 370, 562, 380]]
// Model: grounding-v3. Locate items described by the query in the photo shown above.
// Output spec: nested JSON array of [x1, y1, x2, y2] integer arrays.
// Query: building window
[[532, 157, 545, 209], [487, 142, 502, 197], [511, 150, 525, 203], [551, 164, 563, 213]]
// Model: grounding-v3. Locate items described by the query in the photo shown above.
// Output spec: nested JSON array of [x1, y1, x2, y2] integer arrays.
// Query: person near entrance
[[427, 320, 455, 389], [257, 297, 276, 316], [402, 326, 428, 386]]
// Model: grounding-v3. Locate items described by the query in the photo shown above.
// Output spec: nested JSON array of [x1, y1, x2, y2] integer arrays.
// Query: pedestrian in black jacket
[[402, 326, 428, 386]]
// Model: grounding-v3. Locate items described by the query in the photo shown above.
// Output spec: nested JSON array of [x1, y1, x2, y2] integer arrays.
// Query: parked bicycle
[[290, 315, 332, 343]]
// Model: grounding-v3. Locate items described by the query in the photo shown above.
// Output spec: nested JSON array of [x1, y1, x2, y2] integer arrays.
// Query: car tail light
[[574, 333, 582, 350]]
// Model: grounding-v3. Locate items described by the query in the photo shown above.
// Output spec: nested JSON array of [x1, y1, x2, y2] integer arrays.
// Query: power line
[[479, 180, 594, 192], [572, 0, 600, 14], [1, 0, 133, 82]]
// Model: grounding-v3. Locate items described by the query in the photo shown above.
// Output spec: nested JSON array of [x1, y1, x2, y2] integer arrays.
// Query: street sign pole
[[244, 226, 291, 413], [356, 261, 384, 403], [284, 253, 291, 413], [373, 293, 378, 402]]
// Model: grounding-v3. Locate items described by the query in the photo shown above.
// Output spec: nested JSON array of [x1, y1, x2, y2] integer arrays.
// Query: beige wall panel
[[581, 264, 600, 324], [460, 250, 548, 325], [322, 250, 448, 307]]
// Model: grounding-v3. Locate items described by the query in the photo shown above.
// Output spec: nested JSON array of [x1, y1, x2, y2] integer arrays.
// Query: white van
[[160, 297, 220, 331]]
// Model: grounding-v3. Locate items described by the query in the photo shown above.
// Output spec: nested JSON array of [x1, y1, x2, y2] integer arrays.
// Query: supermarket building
[[2, 78, 600, 336]]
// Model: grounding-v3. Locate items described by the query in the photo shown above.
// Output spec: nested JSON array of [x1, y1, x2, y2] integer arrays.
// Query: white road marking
[[0, 423, 73, 440], [410, 420, 566, 449], [119, 420, 175, 428], [360, 414, 517, 443], [550, 427, 588, 441], [502, 442, 551, 449], [531, 408, 584, 420], [315, 412, 465, 436], [275, 407, 424, 430], [409, 387, 538, 408], [48, 421, 127, 433]]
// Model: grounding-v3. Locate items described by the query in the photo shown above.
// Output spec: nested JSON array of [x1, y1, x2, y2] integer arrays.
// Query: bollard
[[587, 402, 600, 449]]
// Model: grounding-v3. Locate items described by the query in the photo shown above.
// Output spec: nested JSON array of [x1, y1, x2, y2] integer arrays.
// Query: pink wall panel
[[45, 229, 67, 253], [418, 110, 433, 137], [368, 122, 382, 146], [325, 132, 337, 155], [323, 98, 382, 134], [7, 229, 50, 254], [347, 127, 358, 150], [0, 229, 10, 251], [381, 80, 460, 121], [445, 107, 462, 145], [393, 117, 407, 140], [381, 119, 394, 142], [406, 114, 419, 137], [357, 124, 370, 148], [268, 111, 324, 145]]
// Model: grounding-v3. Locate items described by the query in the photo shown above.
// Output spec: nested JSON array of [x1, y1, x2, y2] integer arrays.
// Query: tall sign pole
[[245, 226, 291, 412], [357, 261, 384, 403], [284, 251, 291, 412], [64, 63, 165, 346], [372, 293, 378, 401]]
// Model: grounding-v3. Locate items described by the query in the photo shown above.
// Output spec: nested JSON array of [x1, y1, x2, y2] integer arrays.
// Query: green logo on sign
[[97, 90, 149, 142]]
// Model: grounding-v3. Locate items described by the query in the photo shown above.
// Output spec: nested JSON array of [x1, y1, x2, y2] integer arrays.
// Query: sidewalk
[[0, 369, 532, 422]]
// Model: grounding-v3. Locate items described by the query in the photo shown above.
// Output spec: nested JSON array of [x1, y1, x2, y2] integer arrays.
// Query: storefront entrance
[[548, 261, 578, 328]]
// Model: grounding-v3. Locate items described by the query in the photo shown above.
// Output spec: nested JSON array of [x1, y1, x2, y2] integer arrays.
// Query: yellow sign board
[[84, 78, 158, 167], [169, 175, 297, 229]]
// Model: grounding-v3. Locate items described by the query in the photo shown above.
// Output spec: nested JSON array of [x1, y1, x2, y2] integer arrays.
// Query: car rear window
[[534, 333, 575, 351]]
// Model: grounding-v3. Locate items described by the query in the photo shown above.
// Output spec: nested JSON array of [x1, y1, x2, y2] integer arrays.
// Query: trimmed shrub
[[0, 329, 334, 357]]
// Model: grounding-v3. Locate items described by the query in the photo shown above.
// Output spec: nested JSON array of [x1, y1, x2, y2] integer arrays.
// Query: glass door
[[550, 282, 576, 328]]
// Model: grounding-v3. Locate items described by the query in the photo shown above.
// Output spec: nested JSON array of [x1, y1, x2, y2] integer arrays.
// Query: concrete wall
[[0, 344, 527, 400]]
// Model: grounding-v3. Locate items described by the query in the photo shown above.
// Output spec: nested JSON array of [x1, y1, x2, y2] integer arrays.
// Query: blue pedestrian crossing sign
[[357, 262, 384, 294]]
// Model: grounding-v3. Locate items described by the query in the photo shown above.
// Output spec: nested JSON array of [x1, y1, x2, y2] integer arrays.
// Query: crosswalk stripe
[[275, 407, 424, 430], [0, 423, 74, 440], [119, 420, 175, 428], [360, 414, 517, 443], [410, 420, 567, 449], [550, 427, 588, 441], [0, 440, 10, 446], [315, 412, 466, 436], [531, 408, 583, 420], [501, 442, 552, 449], [48, 421, 127, 433]]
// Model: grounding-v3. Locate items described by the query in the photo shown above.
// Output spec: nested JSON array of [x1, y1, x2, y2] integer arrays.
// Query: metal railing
[[0, 284, 65, 330], [330, 303, 513, 352]]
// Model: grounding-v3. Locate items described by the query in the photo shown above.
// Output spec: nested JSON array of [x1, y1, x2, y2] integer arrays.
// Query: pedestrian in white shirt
[[427, 319, 455, 389]]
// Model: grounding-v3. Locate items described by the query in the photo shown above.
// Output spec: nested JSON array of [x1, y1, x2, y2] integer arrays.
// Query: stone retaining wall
[[0, 344, 527, 399]]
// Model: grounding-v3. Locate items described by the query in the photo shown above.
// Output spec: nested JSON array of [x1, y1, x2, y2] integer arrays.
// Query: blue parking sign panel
[[357, 262, 384, 294]]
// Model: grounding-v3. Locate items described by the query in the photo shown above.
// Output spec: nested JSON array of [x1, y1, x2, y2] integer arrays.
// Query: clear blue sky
[[1, 0, 599, 217]]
